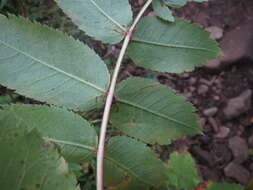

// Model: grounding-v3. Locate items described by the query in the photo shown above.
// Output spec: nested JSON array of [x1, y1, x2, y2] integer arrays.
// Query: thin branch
[[96, 1, 153, 190]]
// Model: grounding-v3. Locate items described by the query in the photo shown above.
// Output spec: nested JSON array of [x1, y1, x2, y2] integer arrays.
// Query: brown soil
[[1, 0, 253, 187]]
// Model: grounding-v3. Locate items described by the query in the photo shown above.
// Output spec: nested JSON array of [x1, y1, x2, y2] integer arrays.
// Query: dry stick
[[96, 1, 153, 190]]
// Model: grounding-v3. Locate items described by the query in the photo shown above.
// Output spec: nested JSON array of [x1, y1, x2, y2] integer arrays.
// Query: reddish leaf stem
[[96, 1, 153, 190]]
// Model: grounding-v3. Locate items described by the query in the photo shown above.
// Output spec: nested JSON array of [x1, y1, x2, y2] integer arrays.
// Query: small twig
[[96, 1, 152, 190]]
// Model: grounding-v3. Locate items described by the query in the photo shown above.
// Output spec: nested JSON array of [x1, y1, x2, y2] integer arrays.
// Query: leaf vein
[[0, 40, 105, 93]]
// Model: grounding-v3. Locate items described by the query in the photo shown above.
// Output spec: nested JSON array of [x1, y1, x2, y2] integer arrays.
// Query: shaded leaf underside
[[128, 16, 222, 73], [0, 104, 98, 162], [0, 14, 109, 111], [104, 136, 167, 190], [111, 77, 202, 145], [0, 129, 79, 190], [152, 0, 175, 22], [56, 0, 133, 44]]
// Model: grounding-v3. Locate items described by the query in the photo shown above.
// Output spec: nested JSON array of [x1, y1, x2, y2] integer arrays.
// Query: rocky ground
[[1, 0, 253, 187]]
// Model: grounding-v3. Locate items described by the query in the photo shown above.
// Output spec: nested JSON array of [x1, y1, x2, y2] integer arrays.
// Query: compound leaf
[[56, 0, 133, 44], [104, 136, 167, 190], [110, 77, 202, 145], [0, 129, 80, 190], [0, 14, 109, 111], [0, 104, 97, 162], [152, 0, 175, 22], [167, 151, 200, 189], [128, 16, 221, 73]]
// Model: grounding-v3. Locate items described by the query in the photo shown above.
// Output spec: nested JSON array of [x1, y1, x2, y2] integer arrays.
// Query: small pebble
[[206, 26, 224, 40], [198, 84, 209, 95], [223, 89, 252, 119], [203, 107, 218, 117], [189, 86, 196, 92], [189, 77, 197, 85], [215, 127, 230, 138]]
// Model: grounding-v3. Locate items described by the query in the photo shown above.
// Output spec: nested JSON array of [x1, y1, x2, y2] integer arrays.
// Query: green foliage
[[0, 104, 97, 162], [111, 77, 201, 145], [0, 95, 11, 104], [162, 0, 208, 8], [0, 14, 109, 111], [128, 16, 221, 73], [0, 1, 240, 190], [162, 0, 188, 8], [104, 136, 167, 190], [205, 182, 244, 190], [152, 0, 174, 22], [0, 128, 79, 190], [56, 0, 133, 44], [166, 151, 244, 190], [167, 151, 200, 189]]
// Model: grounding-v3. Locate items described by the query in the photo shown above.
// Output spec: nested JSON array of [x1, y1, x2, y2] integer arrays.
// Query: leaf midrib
[[117, 98, 201, 132], [11, 109, 96, 152], [132, 38, 217, 53], [0, 40, 105, 93], [88, 0, 126, 32]]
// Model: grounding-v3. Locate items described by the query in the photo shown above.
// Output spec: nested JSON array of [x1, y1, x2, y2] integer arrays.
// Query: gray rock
[[215, 127, 230, 138], [224, 162, 250, 184], [206, 26, 223, 40], [203, 107, 218, 117], [198, 84, 209, 95], [223, 89, 252, 119], [204, 18, 253, 70], [228, 136, 248, 164]]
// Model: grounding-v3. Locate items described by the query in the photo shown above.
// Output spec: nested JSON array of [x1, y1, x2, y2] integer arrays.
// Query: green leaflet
[[163, 0, 187, 8], [104, 136, 167, 190], [152, 0, 175, 22], [0, 14, 110, 111], [56, 0, 133, 44], [127, 16, 222, 73], [0, 104, 97, 162], [205, 182, 244, 190], [192, 0, 208, 2], [167, 152, 200, 189], [0, 129, 80, 190], [163, 0, 208, 8], [110, 77, 201, 145]]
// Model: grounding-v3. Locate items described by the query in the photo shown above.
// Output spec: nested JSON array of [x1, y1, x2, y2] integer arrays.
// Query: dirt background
[[1, 0, 253, 187]]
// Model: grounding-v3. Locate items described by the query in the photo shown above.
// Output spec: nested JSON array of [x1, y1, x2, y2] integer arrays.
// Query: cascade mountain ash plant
[[0, 0, 245, 190]]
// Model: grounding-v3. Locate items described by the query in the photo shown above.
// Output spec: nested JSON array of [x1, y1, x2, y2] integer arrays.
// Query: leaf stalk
[[96, 1, 153, 190]]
